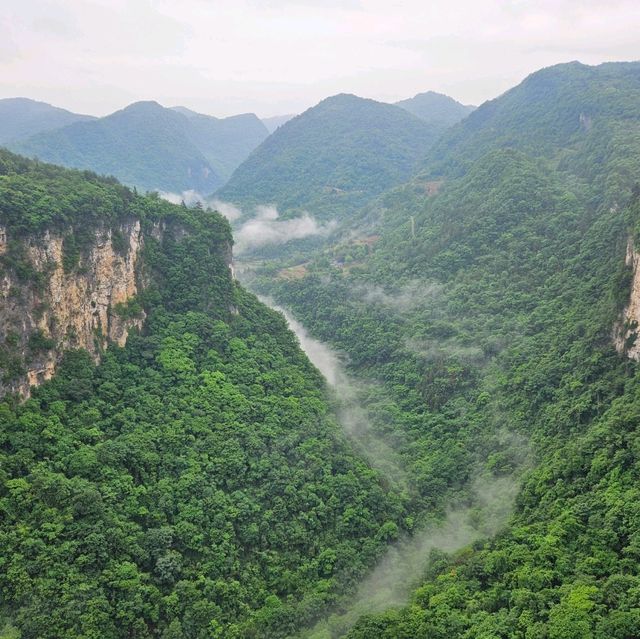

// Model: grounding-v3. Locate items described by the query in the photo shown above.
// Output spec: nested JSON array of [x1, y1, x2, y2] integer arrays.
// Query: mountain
[[395, 90, 474, 127], [262, 113, 296, 133], [217, 93, 443, 221], [171, 106, 269, 181], [423, 60, 640, 178], [9, 101, 223, 193], [0, 149, 399, 638], [6, 59, 640, 639], [244, 61, 640, 637], [0, 97, 94, 144], [7, 101, 270, 193]]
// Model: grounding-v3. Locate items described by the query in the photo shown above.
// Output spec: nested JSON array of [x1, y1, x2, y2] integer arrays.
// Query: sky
[[2, 0, 640, 118]]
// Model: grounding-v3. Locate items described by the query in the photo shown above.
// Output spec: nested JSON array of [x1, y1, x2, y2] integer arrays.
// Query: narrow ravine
[[237, 273, 522, 637]]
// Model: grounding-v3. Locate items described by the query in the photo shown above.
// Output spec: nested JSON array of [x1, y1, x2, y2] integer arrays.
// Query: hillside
[[243, 61, 640, 637], [0, 149, 403, 638], [262, 114, 296, 133], [0, 97, 94, 144], [9, 101, 223, 193], [423, 60, 640, 180], [216, 94, 442, 221], [395, 90, 474, 127], [171, 106, 269, 181]]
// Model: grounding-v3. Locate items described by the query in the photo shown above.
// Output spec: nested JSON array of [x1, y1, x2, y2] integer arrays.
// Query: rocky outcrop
[[614, 237, 640, 359], [0, 220, 148, 397]]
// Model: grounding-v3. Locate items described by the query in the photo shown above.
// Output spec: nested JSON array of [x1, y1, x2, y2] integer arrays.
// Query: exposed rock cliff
[[0, 219, 149, 397], [614, 237, 640, 359]]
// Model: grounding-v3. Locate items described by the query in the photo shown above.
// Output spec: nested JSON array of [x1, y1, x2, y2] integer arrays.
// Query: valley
[[3, 58, 640, 639]]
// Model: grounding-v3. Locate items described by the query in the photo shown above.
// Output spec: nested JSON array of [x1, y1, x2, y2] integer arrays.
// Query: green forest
[[3, 59, 640, 639], [245, 61, 640, 637]]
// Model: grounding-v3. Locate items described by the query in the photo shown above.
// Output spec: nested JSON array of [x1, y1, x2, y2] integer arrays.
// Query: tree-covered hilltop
[[395, 90, 474, 128], [215, 93, 445, 221], [7, 101, 223, 193], [0, 151, 404, 638], [5, 101, 270, 194], [0, 98, 95, 145], [423, 60, 640, 180], [245, 61, 640, 637]]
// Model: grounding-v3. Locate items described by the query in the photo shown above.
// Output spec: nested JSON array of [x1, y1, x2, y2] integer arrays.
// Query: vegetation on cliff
[[0, 152, 402, 638]]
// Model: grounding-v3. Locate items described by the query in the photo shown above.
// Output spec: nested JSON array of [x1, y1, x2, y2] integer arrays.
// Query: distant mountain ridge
[[6, 100, 269, 193], [171, 106, 269, 180], [262, 114, 296, 133], [395, 90, 475, 126], [217, 92, 447, 221], [9, 100, 222, 193], [0, 97, 95, 144]]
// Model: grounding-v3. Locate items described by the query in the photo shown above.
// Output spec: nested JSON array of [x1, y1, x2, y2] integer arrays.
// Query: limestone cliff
[[614, 237, 640, 359], [0, 219, 149, 397]]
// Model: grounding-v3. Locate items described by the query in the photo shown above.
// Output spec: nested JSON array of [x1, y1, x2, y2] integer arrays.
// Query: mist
[[355, 279, 444, 313], [305, 471, 521, 638], [158, 189, 208, 207], [210, 198, 242, 222], [250, 292, 525, 638], [258, 295, 407, 488], [235, 205, 336, 254]]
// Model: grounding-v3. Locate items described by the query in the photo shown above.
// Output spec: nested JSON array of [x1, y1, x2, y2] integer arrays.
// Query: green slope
[[171, 106, 269, 181], [0, 97, 94, 145], [0, 150, 402, 638], [9, 101, 223, 193], [395, 90, 474, 127], [216, 94, 443, 221], [244, 61, 640, 637]]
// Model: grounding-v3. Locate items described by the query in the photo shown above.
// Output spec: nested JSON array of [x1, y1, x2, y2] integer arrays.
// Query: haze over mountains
[[6, 100, 270, 193], [0, 90, 473, 199], [395, 90, 475, 127], [217, 92, 472, 221], [0, 97, 94, 144], [4, 59, 640, 639]]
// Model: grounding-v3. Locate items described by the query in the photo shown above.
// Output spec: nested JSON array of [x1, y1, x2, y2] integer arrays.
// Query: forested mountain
[[216, 94, 443, 220], [0, 98, 94, 144], [262, 114, 296, 133], [6, 101, 269, 193], [170, 106, 269, 181], [395, 90, 474, 127], [8, 101, 222, 193], [423, 60, 640, 179], [5, 58, 640, 639], [244, 60, 640, 637], [0, 149, 403, 638]]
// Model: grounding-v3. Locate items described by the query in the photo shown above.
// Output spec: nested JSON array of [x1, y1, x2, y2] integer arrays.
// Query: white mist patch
[[235, 205, 336, 254], [351, 474, 518, 610], [405, 335, 486, 365], [210, 199, 242, 222], [158, 189, 207, 207], [356, 279, 444, 313], [258, 295, 407, 487], [274, 302, 342, 387], [309, 473, 521, 638]]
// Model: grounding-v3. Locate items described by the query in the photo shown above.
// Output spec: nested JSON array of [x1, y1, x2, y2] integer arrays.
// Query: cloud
[[257, 296, 407, 487], [234, 205, 336, 254], [158, 189, 207, 207], [210, 199, 242, 222], [356, 279, 444, 313], [3, 1, 640, 116]]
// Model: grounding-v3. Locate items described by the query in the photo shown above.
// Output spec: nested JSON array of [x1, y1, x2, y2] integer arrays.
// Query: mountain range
[[4, 60, 640, 639], [217, 92, 472, 220]]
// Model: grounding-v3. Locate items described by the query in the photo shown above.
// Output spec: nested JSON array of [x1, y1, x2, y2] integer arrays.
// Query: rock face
[[614, 237, 640, 359], [0, 219, 148, 397]]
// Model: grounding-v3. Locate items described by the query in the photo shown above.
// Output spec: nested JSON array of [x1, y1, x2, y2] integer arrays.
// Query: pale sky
[[2, 0, 640, 118]]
